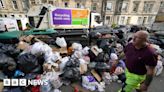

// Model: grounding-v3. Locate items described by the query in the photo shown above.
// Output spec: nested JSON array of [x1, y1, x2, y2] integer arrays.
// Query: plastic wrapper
[[30, 42, 52, 55], [72, 43, 82, 51], [102, 72, 112, 85], [45, 52, 61, 64], [55, 37, 67, 48], [110, 53, 118, 61], [155, 60, 163, 76], [59, 57, 70, 72], [81, 46, 90, 55], [83, 56, 90, 64], [82, 76, 97, 91], [72, 51, 83, 59], [41, 72, 63, 92]]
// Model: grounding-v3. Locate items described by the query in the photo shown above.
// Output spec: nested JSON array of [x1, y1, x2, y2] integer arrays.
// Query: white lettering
[[28, 80, 33, 85], [63, 18, 70, 20], [28, 79, 48, 86], [43, 80, 48, 85], [54, 17, 62, 20], [33, 80, 38, 86], [3, 79, 11, 86], [54, 13, 70, 18], [19, 79, 27, 86], [11, 79, 18, 86], [37, 80, 43, 85]]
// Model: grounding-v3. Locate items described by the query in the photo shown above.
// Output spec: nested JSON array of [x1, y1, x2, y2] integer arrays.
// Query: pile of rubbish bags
[[0, 35, 163, 92]]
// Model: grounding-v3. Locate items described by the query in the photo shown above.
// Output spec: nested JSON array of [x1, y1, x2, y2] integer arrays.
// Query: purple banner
[[52, 9, 72, 25]]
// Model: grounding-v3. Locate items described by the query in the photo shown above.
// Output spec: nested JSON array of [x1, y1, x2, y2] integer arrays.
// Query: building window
[[148, 16, 153, 23], [160, 1, 164, 7], [105, 16, 110, 24], [132, 1, 140, 12], [12, 0, 18, 10], [22, 0, 28, 9], [137, 17, 142, 25], [64, 2, 68, 7], [4, 14, 7, 17], [49, 1, 53, 5], [120, 16, 125, 24], [0, 14, 2, 17], [106, 2, 112, 11], [122, 2, 128, 12], [11, 15, 15, 18], [42, 0, 47, 3], [31, 0, 36, 5], [0, 0, 5, 8], [143, 17, 147, 24], [92, 3, 97, 11], [143, 1, 154, 13], [76, 3, 81, 8], [19, 15, 22, 17], [118, 3, 122, 12], [127, 17, 131, 24]]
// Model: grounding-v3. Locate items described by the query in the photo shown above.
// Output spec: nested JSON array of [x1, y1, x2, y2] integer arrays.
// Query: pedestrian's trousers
[[118, 69, 146, 92]]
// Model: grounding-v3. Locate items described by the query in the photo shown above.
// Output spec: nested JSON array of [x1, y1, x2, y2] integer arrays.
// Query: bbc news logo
[[3, 79, 48, 86]]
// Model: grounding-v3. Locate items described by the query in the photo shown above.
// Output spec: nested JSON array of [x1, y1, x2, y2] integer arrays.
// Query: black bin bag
[[17, 53, 41, 74]]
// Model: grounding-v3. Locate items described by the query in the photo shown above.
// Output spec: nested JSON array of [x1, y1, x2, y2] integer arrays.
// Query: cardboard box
[[19, 35, 34, 42], [0, 82, 3, 92], [80, 64, 87, 74], [17, 41, 30, 50], [91, 69, 102, 82], [52, 47, 68, 54]]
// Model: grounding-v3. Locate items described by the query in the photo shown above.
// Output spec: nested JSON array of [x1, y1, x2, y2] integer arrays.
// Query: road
[[60, 70, 164, 92]]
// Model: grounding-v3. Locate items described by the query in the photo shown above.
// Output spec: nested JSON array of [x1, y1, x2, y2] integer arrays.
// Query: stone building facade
[[0, 0, 29, 18], [103, 0, 162, 28]]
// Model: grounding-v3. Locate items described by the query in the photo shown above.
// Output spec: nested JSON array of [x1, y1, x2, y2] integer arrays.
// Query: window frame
[[12, 0, 18, 10], [137, 17, 142, 24], [120, 16, 125, 24], [132, 1, 140, 13], [106, 2, 112, 11], [76, 2, 81, 8], [121, 2, 128, 12], [160, 1, 164, 7], [92, 3, 97, 11], [0, 0, 5, 9], [143, 1, 154, 13], [105, 16, 111, 24], [49, 1, 54, 5], [64, 2, 68, 7], [30, 0, 36, 5]]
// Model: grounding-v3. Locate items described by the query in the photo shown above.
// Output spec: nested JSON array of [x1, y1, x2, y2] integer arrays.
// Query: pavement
[[60, 70, 164, 92]]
